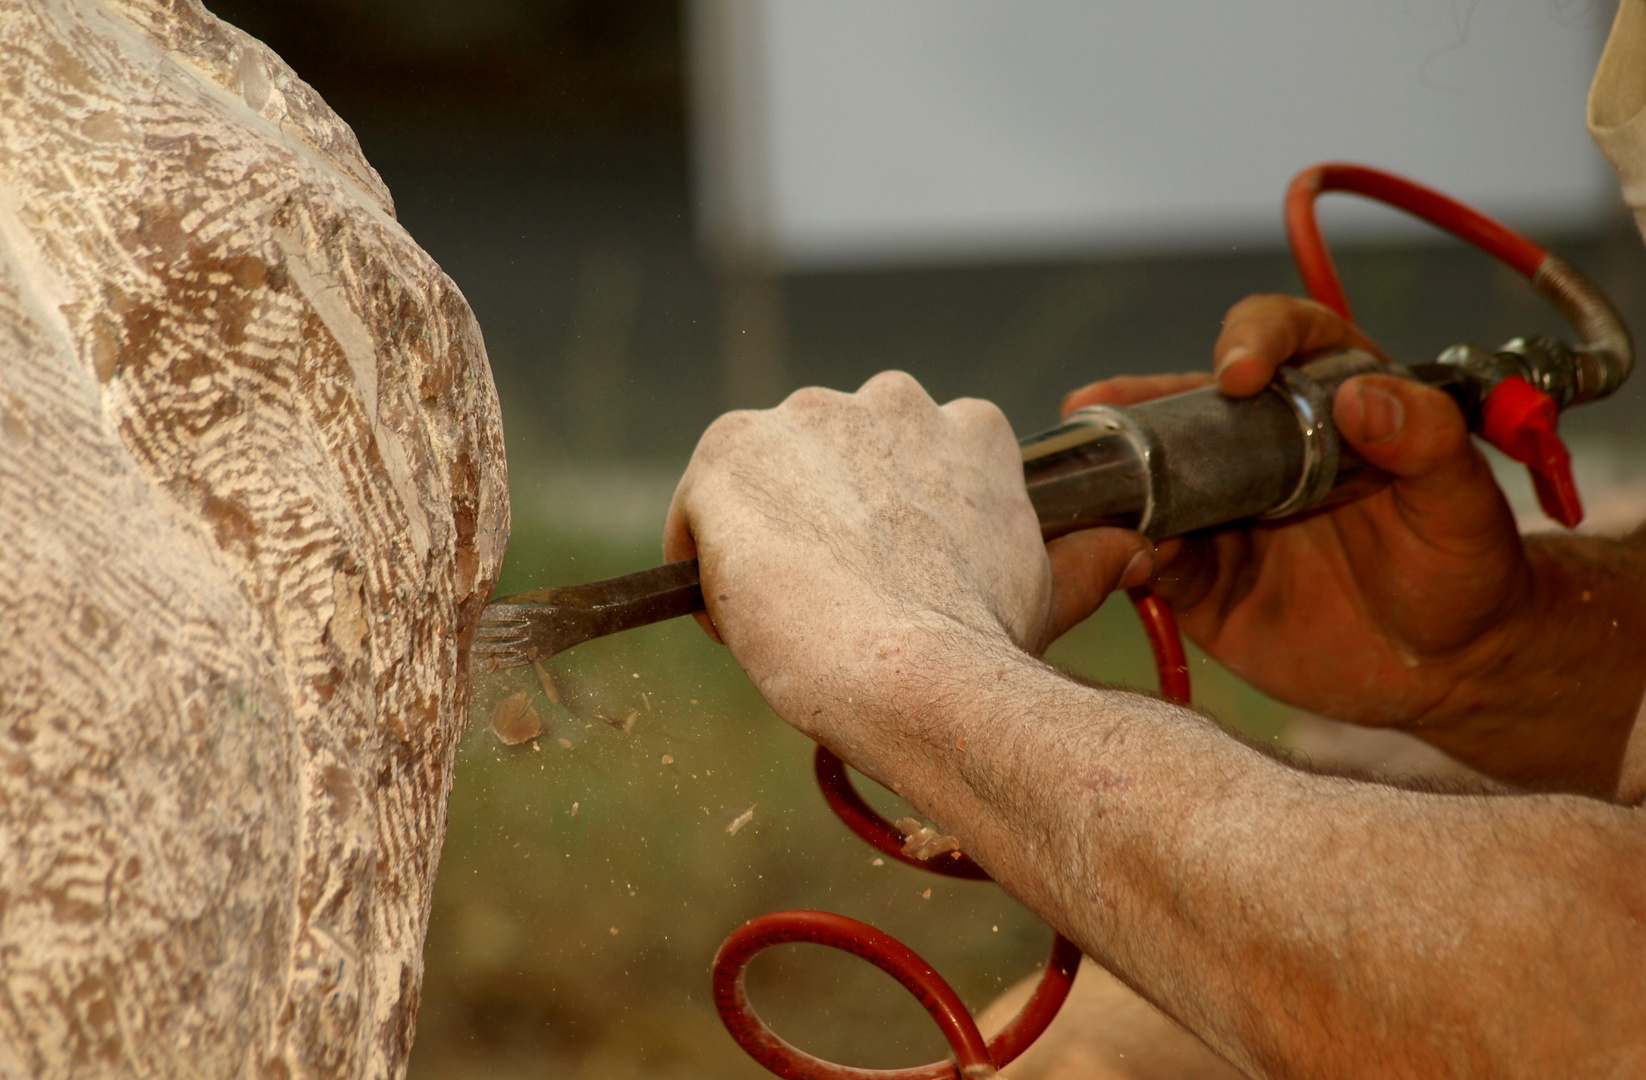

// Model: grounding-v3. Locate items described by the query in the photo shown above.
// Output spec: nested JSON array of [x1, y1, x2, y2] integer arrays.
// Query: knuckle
[[861, 369, 929, 403], [782, 385, 843, 412], [693, 408, 762, 459], [1225, 293, 1332, 333], [944, 395, 1019, 458], [947, 395, 1013, 438], [1298, 297, 1341, 321], [944, 394, 1004, 424], [1224, 293, 1284, 321], [705, 407, 758, 439]]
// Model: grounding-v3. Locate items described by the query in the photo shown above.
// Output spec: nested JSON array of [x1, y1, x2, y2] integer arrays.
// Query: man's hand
[[663, 372, 1148, 762], [1065, 294, 1530, 728], [1060, 294, 1646, 793]]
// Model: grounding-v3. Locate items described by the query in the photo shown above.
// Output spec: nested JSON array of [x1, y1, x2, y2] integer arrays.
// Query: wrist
[[1412, 535, 1646, 792], [828, 615, 1026, 773], [810, 617, 1067, 844]]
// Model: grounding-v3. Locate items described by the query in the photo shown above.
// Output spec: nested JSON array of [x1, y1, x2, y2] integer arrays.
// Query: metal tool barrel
[[1021, 348, 1385, 540]]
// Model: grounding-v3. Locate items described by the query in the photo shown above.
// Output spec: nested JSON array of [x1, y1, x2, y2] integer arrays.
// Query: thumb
[[1038, 528, 1154, 652], [1333, 374, 1503, 537]]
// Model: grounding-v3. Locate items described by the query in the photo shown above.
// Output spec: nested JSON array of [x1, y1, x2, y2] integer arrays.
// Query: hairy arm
[[865, 624, 1646, 1079]]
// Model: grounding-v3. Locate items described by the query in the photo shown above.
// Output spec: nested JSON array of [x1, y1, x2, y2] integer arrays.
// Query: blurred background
[[199, 0, 1646, 1076]]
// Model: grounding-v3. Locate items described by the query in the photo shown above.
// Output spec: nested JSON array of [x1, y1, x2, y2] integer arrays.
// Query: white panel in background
[[687, 0, 1615, 269]]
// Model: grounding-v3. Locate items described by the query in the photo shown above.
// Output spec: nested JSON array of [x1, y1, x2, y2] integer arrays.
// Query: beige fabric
[[1589, 0, 1646, 803], [1590, 0, 1646, 238]]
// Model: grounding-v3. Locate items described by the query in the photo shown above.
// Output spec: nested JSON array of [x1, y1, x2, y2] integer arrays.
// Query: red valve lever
[[1477, 375, 1583, 528]]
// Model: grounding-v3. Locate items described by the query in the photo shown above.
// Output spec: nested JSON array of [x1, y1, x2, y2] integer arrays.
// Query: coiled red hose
[[712, 590, 1191, 1080]]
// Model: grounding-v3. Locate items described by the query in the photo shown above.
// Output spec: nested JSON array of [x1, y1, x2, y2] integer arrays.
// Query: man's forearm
[[845, 628, 1646, 1079]]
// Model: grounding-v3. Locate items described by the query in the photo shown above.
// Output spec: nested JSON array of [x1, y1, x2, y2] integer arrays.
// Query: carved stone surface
[[0, 1, 509, 1075]]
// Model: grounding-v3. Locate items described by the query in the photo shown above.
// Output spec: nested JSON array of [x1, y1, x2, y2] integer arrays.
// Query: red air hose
[[1285, 163, 1584, 526], [714, 162, 1589, 1078], [712, 590, 1191, 1080], [1285, 163, 1547, 321]]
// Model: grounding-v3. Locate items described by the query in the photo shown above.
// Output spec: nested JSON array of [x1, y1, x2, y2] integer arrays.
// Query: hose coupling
[[1532, 253, 1633, 405]]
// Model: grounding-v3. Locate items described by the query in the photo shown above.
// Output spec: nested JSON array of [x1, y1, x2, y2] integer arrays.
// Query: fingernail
[[1215, 345, 1252, 377], [1357, 382, 1405, 444], [1119, 547, 1155, 591]]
